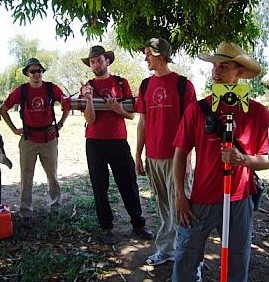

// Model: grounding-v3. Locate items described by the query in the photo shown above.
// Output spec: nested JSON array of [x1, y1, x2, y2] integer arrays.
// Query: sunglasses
[[28, 69, 44, 74]]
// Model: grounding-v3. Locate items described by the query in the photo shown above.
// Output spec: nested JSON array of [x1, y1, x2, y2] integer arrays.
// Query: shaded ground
[[0, 174, 269, 281]]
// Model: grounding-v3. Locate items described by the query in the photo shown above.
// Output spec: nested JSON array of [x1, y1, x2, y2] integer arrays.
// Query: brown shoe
[[133, 227, 154, 240], [21, 217, 34, 229]]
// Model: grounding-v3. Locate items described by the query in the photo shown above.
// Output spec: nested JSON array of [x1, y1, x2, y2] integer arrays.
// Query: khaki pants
[[19, 137, 61, 217], [146, 158, 177, 255]]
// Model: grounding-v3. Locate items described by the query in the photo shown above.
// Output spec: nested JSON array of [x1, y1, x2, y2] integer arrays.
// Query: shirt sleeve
[[52, 84, 66, 102], [3, 86, 21, 109], [256, 106, 269, 155]]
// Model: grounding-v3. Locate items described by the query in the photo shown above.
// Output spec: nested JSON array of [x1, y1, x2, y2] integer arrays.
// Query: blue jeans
[[172, 197, 253, 282], [86, 139, 145, 230]]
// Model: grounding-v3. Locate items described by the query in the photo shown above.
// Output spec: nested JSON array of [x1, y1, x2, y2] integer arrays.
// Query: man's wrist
[[241, 154, 249, 167], [57, 121, 64, 129]]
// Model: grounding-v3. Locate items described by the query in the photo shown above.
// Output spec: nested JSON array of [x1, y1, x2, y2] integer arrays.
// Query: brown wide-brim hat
[[81, 45, 115, 67], [198, 41, 261, 79], [22, 58, 46, 76]]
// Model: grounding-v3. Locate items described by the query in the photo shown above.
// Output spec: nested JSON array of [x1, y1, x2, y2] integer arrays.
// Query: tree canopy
[[1, 0, 262, 56]]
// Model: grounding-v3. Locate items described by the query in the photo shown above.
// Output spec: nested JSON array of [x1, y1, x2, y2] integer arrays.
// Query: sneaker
[[103, 230, 118, 245], [146, 251, 174, 266], [133, 227, 154, 240], [195, 261, 204, 282]]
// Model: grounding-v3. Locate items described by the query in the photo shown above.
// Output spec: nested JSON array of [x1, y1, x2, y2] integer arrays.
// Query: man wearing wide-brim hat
[[80, 45, 154, 244], [22, 57, 46, 76], [172, 41, 269, 282], [81, 45, 115, 67], [198, 41, 261, 79], [0, 57, 69, 226]]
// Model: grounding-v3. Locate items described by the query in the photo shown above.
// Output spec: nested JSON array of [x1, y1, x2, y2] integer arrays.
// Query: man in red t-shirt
[[1, 58, 69, 226], [135, 38, 197, 266], [80, 45, 153, 244], [172, 42, 269, 282]]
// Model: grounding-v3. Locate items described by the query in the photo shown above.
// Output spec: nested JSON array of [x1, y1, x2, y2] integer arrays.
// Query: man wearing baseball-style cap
[[172, 41, 269, 281], [135, 38, 198, 268], [144, 38, 173, 63]]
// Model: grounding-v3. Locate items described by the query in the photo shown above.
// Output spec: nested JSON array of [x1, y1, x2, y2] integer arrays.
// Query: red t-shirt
[[85, 75, 133, 139], [174, 95, 269, 204], [4, 82, 64, 143], [135, 72, 197, 159]]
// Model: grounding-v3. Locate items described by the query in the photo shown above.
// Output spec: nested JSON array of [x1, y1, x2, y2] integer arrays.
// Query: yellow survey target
[[212, 84, 250, 113]]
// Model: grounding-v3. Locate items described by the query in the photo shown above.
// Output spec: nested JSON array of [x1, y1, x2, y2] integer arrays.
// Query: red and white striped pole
[[220, 114, 234, 282]]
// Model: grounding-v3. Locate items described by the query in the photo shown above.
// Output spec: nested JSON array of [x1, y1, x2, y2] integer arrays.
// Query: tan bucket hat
[[198, 41, 261, 79]]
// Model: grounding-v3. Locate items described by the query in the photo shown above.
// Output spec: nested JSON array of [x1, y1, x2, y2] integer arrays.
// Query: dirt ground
[[0, 112, 269, 281]]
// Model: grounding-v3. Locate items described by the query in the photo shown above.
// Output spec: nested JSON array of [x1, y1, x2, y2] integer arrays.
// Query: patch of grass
[[61, 177, 90, 194], [15, 247, 105, 282], [78, 213, 99, 231], [73, 195, 95, 209]]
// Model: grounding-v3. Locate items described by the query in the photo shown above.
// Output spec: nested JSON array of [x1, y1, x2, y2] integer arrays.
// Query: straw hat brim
[[198, 53, 261, 79]]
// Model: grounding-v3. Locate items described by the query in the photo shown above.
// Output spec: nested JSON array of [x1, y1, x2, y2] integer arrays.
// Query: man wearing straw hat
[[172, 41, 269, 281], [80, 45, 153, 244]]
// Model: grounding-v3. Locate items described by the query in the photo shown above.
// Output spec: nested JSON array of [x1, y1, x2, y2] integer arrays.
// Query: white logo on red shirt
[[31, 97, 45, 111], [100, 88, 115, 100], [153, 87, 167, 105]]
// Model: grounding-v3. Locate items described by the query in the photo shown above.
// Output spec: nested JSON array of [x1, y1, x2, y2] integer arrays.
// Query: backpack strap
[[178, 75, 187, 95], [20, 82, 58, 140], [113, 75, 127, 99], [198, 98, 213, 116], [140, 77, 150, 97], [198, 98, 224, 136], [178, 75, 187, 118]]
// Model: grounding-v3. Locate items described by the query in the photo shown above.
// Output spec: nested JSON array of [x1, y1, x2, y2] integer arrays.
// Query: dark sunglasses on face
[[28, 69, 44, 74]]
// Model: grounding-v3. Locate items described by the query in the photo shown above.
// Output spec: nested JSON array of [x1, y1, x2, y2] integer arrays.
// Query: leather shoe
[[133, 227, 154, 240], [103, 230, 118, 245], [21, 217, 34, 229]]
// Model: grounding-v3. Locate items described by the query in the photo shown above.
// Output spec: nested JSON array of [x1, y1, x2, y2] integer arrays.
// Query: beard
[[93, 67, 108, 77]]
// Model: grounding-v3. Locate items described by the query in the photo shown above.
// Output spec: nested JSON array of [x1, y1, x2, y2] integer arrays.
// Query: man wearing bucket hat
[[1, 58, 69, 226], [172, 42, 269, 281], [80, 45, 153, 244], [135, 38, 197, 266]]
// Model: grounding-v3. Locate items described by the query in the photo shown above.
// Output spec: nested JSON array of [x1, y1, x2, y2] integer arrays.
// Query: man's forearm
[[136, 115, 145, 158], [241, 154, 269, 170], [173, 148, 188, 199], [84, 99, 96, 125], [0, 106, 17, 133]]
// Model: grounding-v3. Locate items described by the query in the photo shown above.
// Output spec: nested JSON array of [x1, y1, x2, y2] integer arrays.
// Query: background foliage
[[0, 0, 268, 99], [0, 0, 263, 55]]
